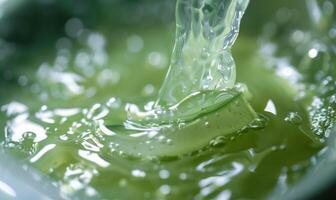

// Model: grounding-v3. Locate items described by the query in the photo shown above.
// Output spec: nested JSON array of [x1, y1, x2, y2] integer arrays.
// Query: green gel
[[103, 0, 254, 158], [104, 91, 256, 158]]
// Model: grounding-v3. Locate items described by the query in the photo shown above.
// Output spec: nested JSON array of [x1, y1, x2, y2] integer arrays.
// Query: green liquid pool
[[0, 0, 335, 199]]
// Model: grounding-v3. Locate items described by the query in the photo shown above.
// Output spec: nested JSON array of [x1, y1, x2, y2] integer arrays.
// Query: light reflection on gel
[[30, 144, 56, 163], [0, 180, 16, 198], [7, 113, 47, 143], [264, 99, 277, 115], [131, 169, 146, 178], [78, 150, 110, 168], [198, 162, 243, 196], [1, 101, 28, 116]]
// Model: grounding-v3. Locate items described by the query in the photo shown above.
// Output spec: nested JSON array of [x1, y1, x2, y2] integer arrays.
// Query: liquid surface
[[0, 32, 322, 199], [0, 0, 335, 199]]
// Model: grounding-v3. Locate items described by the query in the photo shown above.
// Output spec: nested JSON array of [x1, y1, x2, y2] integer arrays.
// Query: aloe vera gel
[[0, 0, 335, 199]]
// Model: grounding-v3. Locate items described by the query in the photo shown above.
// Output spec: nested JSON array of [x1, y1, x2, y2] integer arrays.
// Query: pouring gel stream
[[104, 0, 256, 158]]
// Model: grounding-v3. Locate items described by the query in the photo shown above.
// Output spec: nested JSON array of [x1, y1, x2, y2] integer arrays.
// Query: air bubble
[[285, 112, 303, 125], [87, 33, 106, 51], [159, 185, 171, 195], [166, 139, 173, 145], [329, 28, 336, 38], [204, 121, 210, 127], [209, 136, 228, 147], [18, 75, 28, 86], [106, 97, 122, 109], [65, 18, 84, 38], [59, 134, 69, 141], [148, 52, 167, 69], [178, 122, 186, 129], [329, 95, 336, 105], [249, 115, 268, 130], [142, 84, 156, 96], [308, 48, 318, 58], [22, 132, 36, 140], [159, 169, 170, 179], [85, 187, 97, 197], [20, 132, 37, 154], [98, 69, 120, 86], [118, 179, 128, 187], [86, 104, 109, 120], [179, 173, 188, 180], [144, 101, 155, 111], [127, 35, 144, 53], [157, 135, 166, 144], [131, 169, 146, 178], [291, 30, 305, 42]]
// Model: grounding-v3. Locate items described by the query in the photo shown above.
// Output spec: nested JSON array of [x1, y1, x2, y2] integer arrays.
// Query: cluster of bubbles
[[284, 112, 303, 125], [1, 102, 44, 156], [1, 94, 194, 198], [9, 16, 171, 104], [33, 18, 115, 101], [308, 77, 336, 140], [259, 0, 336, 141], [0, 14, 173, 193], [60, 163, 99, 198]]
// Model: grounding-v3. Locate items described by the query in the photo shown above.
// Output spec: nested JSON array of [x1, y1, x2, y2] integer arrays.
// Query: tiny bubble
[[284, 112, 303, 125], [159, 185, 171, 195]]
